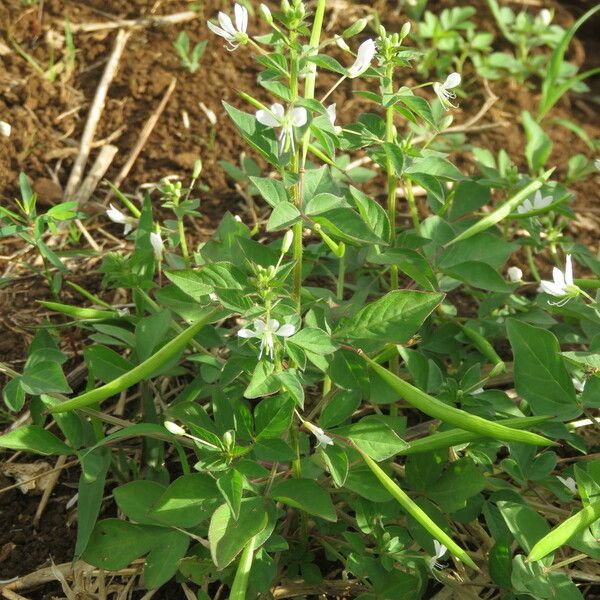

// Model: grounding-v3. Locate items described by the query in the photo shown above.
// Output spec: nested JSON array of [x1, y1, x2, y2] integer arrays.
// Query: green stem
[[229, 536, 257, 600], [178, 217, 190, 265], [404, 178, 421, 236], [384, 61, 398, 291], [336, 252, 345, 301], [526, 246, 541, 282]]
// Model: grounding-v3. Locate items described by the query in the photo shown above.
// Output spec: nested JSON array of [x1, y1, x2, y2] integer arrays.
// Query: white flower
[[517, 190, 553, 214], [539, 9, 552, 26], [507, 266, 523, 283], [347, 39, 376, 78], [595, 158, 600, 171], [237, 318, 296, 360], [106, 204, 137, 235], [433, 72, 461, 110], [557, 476, 577, 494], [539, 255, 581, 305], [256, 103, 308, 154], [150, 231, 164, 260], [0, 120, 11, 138], [207, 3, 249, 51], [304, 421, 334, 447], [326, 103, 337, 126], [313, 426, 334, 447], [429, 540, 447, 571], [164, 421, 186, 436]]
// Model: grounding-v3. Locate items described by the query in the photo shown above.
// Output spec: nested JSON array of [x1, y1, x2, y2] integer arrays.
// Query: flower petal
[[540, 280, 565, 297], [348, 38, 376, 78], [564, 254, 574, 286], [552, 266, 566, 288], [217, 11, 237, 36], [106, 204, 127, 224], [207, 21, 233, 40], [268, 319, 280, 331], [238, 328, 257, 338], [270, 103, 285, 120], [256, 109, 280, 127], [444, 72, 461, 90], [253, 319, 267, 333], [326, 103, 336, 126], [275, 323, 296, 337], [234, 3, 248, 33], [291, 107, 308, 127]]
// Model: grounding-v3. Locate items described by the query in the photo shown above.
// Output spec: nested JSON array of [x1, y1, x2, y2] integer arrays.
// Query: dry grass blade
[[68, 11, 199, 33]]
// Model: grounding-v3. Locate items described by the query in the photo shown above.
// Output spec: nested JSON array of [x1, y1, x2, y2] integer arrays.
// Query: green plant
[[0, 173, 80, 296], [1, 1, 599, 599], [173, 31, 208, 73]]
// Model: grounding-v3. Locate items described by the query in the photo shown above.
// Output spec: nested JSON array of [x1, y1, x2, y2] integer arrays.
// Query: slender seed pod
[[458, 323, 506, 374], [528, 501, 600, 562], [38, 301, 116, 320], [400, 416, 551, 456], [50, 309, 220, 412], [356, 446, 478, 570], [362, 354, 553, 446]]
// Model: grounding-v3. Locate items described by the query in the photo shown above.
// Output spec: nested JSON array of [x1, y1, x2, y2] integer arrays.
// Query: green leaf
[[445, 176, 548, 246], [84, 345, 135, 384], [267, 202, 302, 231], [269, 478, 337, 522], [336, 290, 443, 345], [522, 111, 552, 173], [249, 176, 288, 208], [0, 425, 72, 455], [209, 498, 269, 569], [275, 369, 305, 408], [428, 459, 487, 513], [217, 470, 244, 520], [444, 261, 514, 292], [223, 102, 279, 166], [497, 501, 551, 556], [340, 415, 408, 461], [113, 480, 167, 525], [144, 530, 190, 588], [136, 310, 172, 362], [21, 361, 71, 395], [312, 207, 385, 245], [149, 474, 221, 527], [406, 156, 463, 181], [75, 450, 111, 559], [83, 519, 163, 570], [288, 328, 336, 355], [3, 378, 26, 412], [507, 319, 579, 420], [321, 444, 349, 487]]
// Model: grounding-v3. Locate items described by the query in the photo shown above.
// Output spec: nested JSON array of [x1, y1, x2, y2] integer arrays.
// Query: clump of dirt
[[0, 473, 76, 580]]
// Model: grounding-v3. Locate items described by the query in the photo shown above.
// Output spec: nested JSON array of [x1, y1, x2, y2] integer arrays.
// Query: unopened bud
[[223, 430, 235, 448], [281, 229, 294, 254], [400, 21, 411, 40], [259, 4, 273, 25], [164, 421, 186, 436], [342, 18, 368, 39], [281, 0, 291, 14], [439, 115, 454, 130], [193, 159, 203, 179], [334, 35, 350, 51]]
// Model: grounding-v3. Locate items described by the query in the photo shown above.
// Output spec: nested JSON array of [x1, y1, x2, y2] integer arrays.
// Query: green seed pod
[[362, 354, 553, 446], [193, 159, 203, 179], [458, 323, 506, 374], [528, 500, 600, 562], [342, 18, 368, 38]]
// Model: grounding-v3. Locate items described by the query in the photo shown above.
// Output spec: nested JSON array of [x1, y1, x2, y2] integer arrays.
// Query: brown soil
[[1, 0, 599, 597]]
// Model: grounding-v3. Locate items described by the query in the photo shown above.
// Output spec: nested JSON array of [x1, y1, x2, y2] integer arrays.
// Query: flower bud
[[259, 3, 273, 25], [164, 421, 186, 436], [334, 35, 350, 51], [193, 159, 203, 179], [539, 9, 552, 26], [223, 430, 235, 449], [400, 21, 411, 40], [281, 229, 294, 254], [342, 18, 368, 39]]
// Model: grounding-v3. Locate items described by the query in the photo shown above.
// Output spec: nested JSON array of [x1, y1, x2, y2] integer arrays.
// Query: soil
[[1, 0, 599, 598]]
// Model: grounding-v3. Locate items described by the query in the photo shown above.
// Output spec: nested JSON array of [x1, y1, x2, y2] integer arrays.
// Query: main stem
[[384, 62, 398, 290]]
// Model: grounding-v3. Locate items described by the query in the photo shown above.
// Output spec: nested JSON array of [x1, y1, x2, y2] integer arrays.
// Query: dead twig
[[76, 144, 118, 206], [68, 11, 199, 33], [105, 77, 177, 204], [33, 455, 67, 528], [63, 29, 130, 200]]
